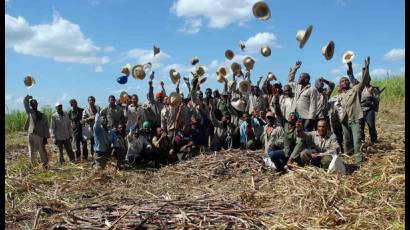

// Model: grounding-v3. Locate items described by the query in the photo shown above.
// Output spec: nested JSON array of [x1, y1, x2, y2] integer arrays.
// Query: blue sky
[[5, 0, 405, 111]]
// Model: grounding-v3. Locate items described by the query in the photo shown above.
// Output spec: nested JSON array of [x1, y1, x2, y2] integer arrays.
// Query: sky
[[5, 0, 405, 111]]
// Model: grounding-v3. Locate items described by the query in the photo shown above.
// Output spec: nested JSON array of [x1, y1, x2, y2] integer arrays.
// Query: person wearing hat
[[82, 96, 101, 157], [313, 77, 335, 129], [23, 95, 50, 168], [209, 104, 236, 151], [287, 60, 319, 131], [125, 123, 153, 167], [100, 95, 126, 130], [337, 57, 371, 164], [50, 102, 75, 164], [125, 94, 145, 132], [295, 119, 341, 170], [262, 111, 286, 172], [147, 71, 166, 129], [68, 99, 88, 161]]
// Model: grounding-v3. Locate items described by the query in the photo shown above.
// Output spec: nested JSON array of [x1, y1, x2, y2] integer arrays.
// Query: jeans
[[342, 120, 363, 163], [268, 149, 287, 171], [360, 110, 378, 143]]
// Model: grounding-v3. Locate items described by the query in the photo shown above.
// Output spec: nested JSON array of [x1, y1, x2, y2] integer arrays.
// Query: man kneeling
[[126, 127, 153, 167], [296, 119, 340, 170]]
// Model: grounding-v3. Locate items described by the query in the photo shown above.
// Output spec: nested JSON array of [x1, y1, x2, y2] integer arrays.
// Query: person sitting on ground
[[209, 104, 236, 151], [262, 111, 286, 172], [23, 95, 50, 168], [171, 123, 197, 161], [125, 125, 153, 167], [296, 119, 341, 170], [50, 102, 75, 164], [239, 112, 262, 150], [93, 112, 119, 170], [152, 127, 172, 166]]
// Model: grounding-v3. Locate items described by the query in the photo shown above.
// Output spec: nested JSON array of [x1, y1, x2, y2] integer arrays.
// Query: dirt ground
[[5, 103, 405, 229]]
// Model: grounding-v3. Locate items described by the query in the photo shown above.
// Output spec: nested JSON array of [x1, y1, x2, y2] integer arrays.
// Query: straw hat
[[231, 98, 246, 112], [322, 41, 335, 61], [195, 65, 206, 76], [216, 66, 229, 83], [239, 80, 251, 94], [267, 72, 276, 81], [119, 91, 128, 105], [243, 56, 255, 71], [121, 64, 132, 76], [296, 25, 313, 49], [169, 69, 181, 84], [191, 56, 199, 65], [169, 92, 182, 107], [132, 64, 146, 80], [225, 49, 234, 60], [342, 50, 355, 64], [153, 46, 160, 56], [252, 1, 271, 20], [239, 42, 246, 51], [231, 62, 242, 76], [24, 75, 36, 88], [260, 45, 271, 57]]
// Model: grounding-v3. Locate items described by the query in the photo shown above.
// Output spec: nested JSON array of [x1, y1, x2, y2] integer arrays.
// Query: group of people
[[23, 56, 383, 173]]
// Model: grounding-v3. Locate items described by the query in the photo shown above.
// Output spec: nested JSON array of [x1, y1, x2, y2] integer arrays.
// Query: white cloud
[[383, 48, 405, 61], [243, 32, 281, 53], [171, 0, 259, 33], [5, 12, 110, 65], [95, 65, 103, 72], [178, 18, 202, 34], [122, 48, 171, 68]]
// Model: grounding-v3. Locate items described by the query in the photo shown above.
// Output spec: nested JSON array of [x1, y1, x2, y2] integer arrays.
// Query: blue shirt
[[239, 118, 262, 144], [93, 113, 118, 153]]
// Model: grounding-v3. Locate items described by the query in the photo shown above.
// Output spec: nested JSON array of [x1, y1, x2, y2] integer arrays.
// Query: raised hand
[[294, 61, 302, 70], [160, 81, 165, 88], [150, 71, 155, 80], [364, 56, 370, 69]]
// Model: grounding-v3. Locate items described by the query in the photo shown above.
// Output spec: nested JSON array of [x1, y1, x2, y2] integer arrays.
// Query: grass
[[5, 105, 54, 133]]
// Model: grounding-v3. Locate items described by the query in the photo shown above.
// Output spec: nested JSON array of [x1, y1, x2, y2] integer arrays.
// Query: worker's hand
[[294, 61, 302, 70]]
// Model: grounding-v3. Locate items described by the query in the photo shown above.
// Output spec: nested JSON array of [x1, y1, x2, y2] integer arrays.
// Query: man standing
[[82, 96, 101, 158], [68, 99, 88, 161], [50, 102, 75, 164], [338, 57, 371, 164], [100, 95, 126, 129], [125, 94, 145, 132], [314, 77, 335, 128], [23, 95, 50, 168], [93, 113, 119, 169], [147, 71, 166, 129], [287, 61, 318, 131]]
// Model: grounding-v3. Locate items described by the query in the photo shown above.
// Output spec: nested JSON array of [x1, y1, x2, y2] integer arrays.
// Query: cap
[[55, 102, 62, 107], [156, 92, 163, 98]]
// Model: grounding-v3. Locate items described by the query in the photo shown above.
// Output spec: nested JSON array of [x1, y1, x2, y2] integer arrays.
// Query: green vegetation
[[5, 105, 54, 133], [371, 75, 405, 105]]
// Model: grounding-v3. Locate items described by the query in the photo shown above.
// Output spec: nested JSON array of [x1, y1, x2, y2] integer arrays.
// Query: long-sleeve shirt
[[125, 104, 144, 131], [93, 113, 118, 153], [147, 83, 165, 127], [126, 132, 151, 157], [209, 110, 236, 141], [288, 69, 318, 120], [100, 105, 125, 129], [82, 105, 101, 129], [68, 107, 84, 134], [50, 112, 73, 141], [315, 83, 335, 119], [161, 105, 178, 132], [262, 124, 285, 154], [23, 96, 50, 138], [297, 130, 340, 156], [247, 94, 268, 114], [239, 119, 262, 144]]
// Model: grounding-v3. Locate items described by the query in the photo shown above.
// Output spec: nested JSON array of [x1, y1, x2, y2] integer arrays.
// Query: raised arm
[[160, 81, 167, 97], [23, 95, 32, 113], [288, 61, 302, 83], [357, 57, 371, 92], [322, 78, 335, 96], [147, 71, 155, 102], [346, 62, 359, 86]]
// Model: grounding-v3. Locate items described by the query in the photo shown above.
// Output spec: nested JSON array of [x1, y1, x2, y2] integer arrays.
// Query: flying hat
[[239, 79, 251, 94], [267, 72, 277, 81], [153, 46, 160, 56], [191, 56, 199, 65], [231, 62, 242, 76], [260, 45, 271, 57], [296, 25, 313, 49], [216, 66, 229, 83], [231, 98, 246, 112], [225, 50, 234, 60], [322, 41, 335, 61], [169, 69, 181, 84], [116, 75, 128, 85], [239, 42, 246, 51], [195, 65, 206, 76], [169, 92, 182, 107], [121, 64, 132, 76], [243, 56, 255, 71], [342, 50, 355, 64], [252, 1, 271, 20], [24, 75, 36, 88], [132, 64, 146, 80]]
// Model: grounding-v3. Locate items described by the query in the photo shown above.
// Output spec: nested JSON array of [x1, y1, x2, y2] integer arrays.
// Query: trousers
[[28, 134, 48, 165]]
